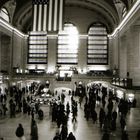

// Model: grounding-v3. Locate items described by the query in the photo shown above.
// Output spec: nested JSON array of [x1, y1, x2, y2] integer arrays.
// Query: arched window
[[87, 23, 108, 64], [28, 32, 48, 64], [57, 23, 79, 64], [0, 8, 10, 22]]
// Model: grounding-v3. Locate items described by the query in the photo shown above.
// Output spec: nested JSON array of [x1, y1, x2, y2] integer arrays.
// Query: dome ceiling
[[0, 0, 131, 34]]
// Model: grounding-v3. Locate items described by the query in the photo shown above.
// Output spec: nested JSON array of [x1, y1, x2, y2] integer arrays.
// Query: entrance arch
[[87, 81, 111, 88]]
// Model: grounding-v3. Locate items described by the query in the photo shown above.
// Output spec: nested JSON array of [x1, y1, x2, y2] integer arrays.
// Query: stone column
[[47, 35, 57, 73], [78, 36, 87, 73], [119, 34, 127, 78], [109, 33, 120, 72], [127, 26, 140, 85]]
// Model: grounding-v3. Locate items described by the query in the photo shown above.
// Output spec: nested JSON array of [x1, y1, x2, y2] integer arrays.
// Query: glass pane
[[57, 23, 79, 64], [87, 23, 108, 64], [0, 8, 10, 22], [28, 32, 48, 64]]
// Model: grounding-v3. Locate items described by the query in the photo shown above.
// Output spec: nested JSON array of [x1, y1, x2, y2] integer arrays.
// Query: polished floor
[[0, 93, 140, 140]]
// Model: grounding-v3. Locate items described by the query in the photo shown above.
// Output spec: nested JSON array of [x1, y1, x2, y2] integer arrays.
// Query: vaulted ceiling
[[0, 0, 132, 34]]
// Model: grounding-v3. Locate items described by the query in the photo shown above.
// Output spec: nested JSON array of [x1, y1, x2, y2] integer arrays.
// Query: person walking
[[121, 130, 129, 140], [67, 132, 76, 140], [30, 119, 38, 140], [136, 129, 140, 140], [53, 132, 61, 140], [15, 123, 26, 140], [99, 108, 105, 129], [60, 125, 68, 140]]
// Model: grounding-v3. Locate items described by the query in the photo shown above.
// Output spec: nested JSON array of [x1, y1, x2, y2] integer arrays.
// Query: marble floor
[[0, 94, 140, 140]]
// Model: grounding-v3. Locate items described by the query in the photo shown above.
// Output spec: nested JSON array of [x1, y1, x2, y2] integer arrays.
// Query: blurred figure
[[99, 108, 105, 129], [38, 109, 44, 120], [137, 129, 140, 140], [121, 130, 129, 140], [60, 125, 68, 140], [102, 131, 110, 140], [15, 123, 26, 140], [67, 132, 76, 140], [53, 132, 61, 140], [30, 119, 38, 140], [132, 98, 137, 108]]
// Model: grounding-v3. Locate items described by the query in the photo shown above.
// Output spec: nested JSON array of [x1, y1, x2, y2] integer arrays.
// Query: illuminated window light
[[59, 70, 73, 77], [0, 8, 10, 22], [20, 69, 23, 73], [47, 67, 55, 73], [57, 23, 79, 64], [88, 65, 109, 71], [116, 90, 124, 99], [128, 93, 134, 98]]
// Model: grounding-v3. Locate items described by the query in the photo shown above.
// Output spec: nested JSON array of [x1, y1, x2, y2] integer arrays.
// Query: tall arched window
[[0, 8, 10, 22], [87, 23, 108, 64], [57, 23, 79, 64], [28, 32, 48, 64]]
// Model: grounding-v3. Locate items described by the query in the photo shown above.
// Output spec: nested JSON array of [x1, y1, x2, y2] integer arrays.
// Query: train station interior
[[0, 0, 140, 140]]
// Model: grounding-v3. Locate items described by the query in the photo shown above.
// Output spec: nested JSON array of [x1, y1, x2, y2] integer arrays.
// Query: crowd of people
[[0, 87, 8, 116], [15, 119, 38, 140], [49, 92, 77, 139], [81, 83, 137, 140], [0, 84, 42, 140], [0, 83, 77, 140], [0, 81, 139, 140]]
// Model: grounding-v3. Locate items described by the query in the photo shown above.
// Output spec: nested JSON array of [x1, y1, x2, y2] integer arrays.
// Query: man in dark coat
[[53, 132, 61, 140], [136, 129, 140, 140], [121, 130, 129, 140], [102, 131, 110, 140], [15, 123, 25, 140], [31, 119, 38, 140]]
